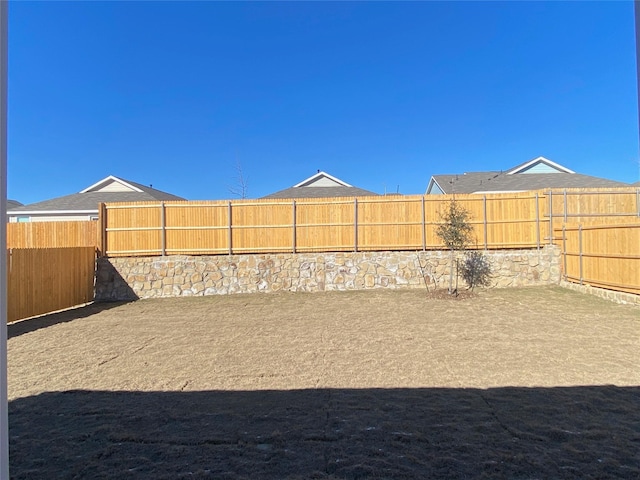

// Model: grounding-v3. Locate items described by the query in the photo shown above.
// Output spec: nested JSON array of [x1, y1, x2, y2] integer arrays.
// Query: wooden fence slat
[[556, 223, 640, 295], [100, 188, 640, 257], [7, 221, 98, 249], [7, 247, 96, 323]]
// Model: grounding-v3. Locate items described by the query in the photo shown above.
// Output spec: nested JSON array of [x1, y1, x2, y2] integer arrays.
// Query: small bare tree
[[228, 160, 249, 199], [435, 199, 474, 294]]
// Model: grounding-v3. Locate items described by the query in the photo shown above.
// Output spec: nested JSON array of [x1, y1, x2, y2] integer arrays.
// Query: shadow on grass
[[8, 301, 134, 339], [9, 386, 640, 479]]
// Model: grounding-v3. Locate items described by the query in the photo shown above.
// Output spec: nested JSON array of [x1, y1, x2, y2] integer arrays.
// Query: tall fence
[[547, 188, 640, 237], [557, 223, 640, 295], [99, 192, 550, 256], [7, 221, 98, 249], [7, 247, 97, 323], [99, 187, 640, 257]]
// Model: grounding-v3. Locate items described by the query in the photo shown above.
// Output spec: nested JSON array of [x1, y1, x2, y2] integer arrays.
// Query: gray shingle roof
[[430, 171, 630, 194], [9, 177, 185, 213], [262, 171, 379, 199], [263, 186, 378, 199]]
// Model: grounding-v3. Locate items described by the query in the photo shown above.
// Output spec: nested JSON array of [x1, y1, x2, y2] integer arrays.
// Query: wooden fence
[[7, 247, 96, 323], [557, 223, 640, 295], [99, 192, 551, 256], [99, 187, 640, 257], [7, 221, 98, 249]]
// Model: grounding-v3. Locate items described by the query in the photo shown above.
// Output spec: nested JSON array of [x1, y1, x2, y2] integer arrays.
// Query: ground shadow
[[8, 301, 133, 339], [9, 386, 640, 479]]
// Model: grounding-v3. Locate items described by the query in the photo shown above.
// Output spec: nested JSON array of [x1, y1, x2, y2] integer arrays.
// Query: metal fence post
[[578, 224, 583, 285], [160, 201, 166, 256], [562, 224, 567, 281], [421, 195, 426, 251], [292, 200, 296, 254], [354, 198, 358, 252], [548, 191, 553, 245], [228, 201, 232, 256], [535, 193, 540, 251], [483, 195, 488, 250]]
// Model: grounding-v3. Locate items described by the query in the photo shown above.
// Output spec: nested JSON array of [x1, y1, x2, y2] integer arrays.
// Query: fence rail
[[557, 223, 640, 295], [7, 247, 96, 323]]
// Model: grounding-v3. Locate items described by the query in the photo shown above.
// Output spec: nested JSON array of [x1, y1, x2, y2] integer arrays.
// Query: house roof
[[262, 171, 379, 199], [7, 200, 23, 210], [9, 176, 185, 214], [426, 157, 630, 194]]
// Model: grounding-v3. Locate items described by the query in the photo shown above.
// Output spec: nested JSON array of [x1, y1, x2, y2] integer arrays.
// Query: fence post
[[483, 195, 488, 250], [354, 198, 358, 252], [421, 195, 426, 251], [535, 193, 540, 251], [99, 202, 107, 257], [563, 189, 567, 223], [578, 224, 583, 285], [228, 201, 232, 256], [562, 224, 567, 281], [636, 188, 639, 217], [548, 191, 553, 245], [160, 201, 166, 257], [292, 200, 296, 254]]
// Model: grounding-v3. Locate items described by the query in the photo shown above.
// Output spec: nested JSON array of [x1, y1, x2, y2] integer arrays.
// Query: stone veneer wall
[[559, 281, 640, 306], [95, 246, 560, 301]]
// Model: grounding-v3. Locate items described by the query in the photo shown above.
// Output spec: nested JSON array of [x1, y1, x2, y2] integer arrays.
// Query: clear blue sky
[[7, 1, 640, 204]]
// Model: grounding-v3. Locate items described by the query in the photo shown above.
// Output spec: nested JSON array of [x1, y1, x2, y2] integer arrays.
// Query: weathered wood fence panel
[[7, 221, 97, 249], [7, 247, 96, 323], [558, 223, 640, 295]]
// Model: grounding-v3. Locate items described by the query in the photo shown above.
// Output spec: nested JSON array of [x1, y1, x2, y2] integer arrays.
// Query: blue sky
[[7, 1, 639, 204]]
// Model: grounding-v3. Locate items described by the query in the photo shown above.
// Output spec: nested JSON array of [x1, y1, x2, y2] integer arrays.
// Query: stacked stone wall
[[95, 247, 560, 301], [559, 281, 640, 306]]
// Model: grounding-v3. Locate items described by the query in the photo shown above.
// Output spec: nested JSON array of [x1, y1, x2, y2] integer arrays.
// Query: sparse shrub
[[459, 251, 492, 291]]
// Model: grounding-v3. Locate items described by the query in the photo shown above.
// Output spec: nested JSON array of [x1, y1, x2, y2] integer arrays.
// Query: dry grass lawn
[[8, 286, 640, 479]]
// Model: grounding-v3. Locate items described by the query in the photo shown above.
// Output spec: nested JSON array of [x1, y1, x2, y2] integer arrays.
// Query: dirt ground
[[7, 286, 640, 479]]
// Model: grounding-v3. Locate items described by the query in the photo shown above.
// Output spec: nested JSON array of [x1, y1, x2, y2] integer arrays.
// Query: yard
[[7, 286, 640, 479]]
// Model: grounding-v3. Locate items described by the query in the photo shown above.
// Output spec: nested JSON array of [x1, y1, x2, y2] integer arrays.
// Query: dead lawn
[[8, 286, 640, 479]]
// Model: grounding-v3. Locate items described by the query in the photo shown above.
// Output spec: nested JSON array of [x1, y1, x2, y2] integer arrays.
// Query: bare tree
[[435, 199, 474, 294], [228, 159, 249, 199]]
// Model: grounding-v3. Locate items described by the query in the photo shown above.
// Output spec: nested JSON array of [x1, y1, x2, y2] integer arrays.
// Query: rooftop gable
[[426, 157, 626, 195], [293, 171, 353, 188], [506, 156, 575, 175], [262, 171, 377, 199], [80, 175, 145, 193]]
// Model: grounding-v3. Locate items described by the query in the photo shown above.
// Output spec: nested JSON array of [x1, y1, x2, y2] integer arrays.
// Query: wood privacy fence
[[7, 221, 98, 249], [7, 247, 96, 323], [557, 223, 640, 295], [99, 188, 640, 257]]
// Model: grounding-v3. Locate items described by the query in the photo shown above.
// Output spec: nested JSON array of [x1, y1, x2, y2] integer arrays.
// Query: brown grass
[[8, 286, 640, 479]]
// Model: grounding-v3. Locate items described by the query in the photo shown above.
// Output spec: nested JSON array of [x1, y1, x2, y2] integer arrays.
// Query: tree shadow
[[9, 386, 640, 479]]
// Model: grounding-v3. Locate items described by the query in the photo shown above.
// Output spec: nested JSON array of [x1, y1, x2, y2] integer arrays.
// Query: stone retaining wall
[[559, 281, 640, 306], [95, 247, 561, 301]]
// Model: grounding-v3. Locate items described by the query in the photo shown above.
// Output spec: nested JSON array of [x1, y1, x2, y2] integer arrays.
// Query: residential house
[[426, 156, 630, 194], [262, 171, 379, 199], [8, 175, 185, 222]]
